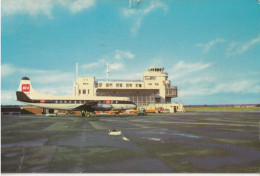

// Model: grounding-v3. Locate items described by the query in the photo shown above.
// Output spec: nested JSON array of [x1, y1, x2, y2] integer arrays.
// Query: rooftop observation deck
[[148, 67, 165, 72], [145, 67, 169, 77], [166, 87, 178, 98]]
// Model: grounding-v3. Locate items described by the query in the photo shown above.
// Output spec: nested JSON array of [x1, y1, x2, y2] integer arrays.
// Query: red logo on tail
[[22, 84, 30, 92]]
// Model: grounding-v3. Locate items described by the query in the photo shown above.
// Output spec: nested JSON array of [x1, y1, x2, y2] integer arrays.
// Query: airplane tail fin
[[17, 77, 42, 100], [17, 77, 53, 102], [17, 77, 32, 96]]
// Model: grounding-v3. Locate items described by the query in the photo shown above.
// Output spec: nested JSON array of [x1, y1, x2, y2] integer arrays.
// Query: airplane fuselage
[[23, 99, 136, 111]]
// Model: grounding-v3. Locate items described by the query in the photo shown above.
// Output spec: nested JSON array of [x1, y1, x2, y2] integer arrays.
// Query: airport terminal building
[[73, 67, 178, 108]]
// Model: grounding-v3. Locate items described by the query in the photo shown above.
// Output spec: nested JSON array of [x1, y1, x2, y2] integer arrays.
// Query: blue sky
[[1, 0, 260, 105]]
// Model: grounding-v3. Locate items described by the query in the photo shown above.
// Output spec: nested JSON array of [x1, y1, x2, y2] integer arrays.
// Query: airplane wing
[[73, 101, 99, 111], [73, 101, 113, 111]]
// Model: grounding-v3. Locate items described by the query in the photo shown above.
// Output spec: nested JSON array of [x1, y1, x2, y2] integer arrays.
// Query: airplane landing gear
[[81, 111, 90, 117]]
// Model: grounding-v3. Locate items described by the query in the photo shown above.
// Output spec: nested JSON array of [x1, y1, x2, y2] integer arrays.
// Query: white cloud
[[169, 61, 212, 80], [177, 79, 260, 100], [210, 80, 260, 94], [169, 60, 260, 99], [59, 0, 95, 14], [82, 60, 124, 72], [2, 63, 44, 77], [2, 0, 54, 17], [240, 35, 260, 54], [227, 35, 260, 57], [2, 63, 74, 84], [122, 0, 168, 35], [1, 64, 16, 77], [226, 42, 237, 57], [81, 50, 134, 75], [196, 39, 225, 54], [179, 76, 215, 85], [109, 63, 124, 71], [2, 0, 95, 17], [114, 50, 135, 60], [173, 61, 212, 72], [81, 62, 102, 69], [1, 90, 18, 105]]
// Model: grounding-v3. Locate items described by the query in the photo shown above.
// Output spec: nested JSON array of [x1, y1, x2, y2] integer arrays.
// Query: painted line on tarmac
[[130, 120, 258, 127]]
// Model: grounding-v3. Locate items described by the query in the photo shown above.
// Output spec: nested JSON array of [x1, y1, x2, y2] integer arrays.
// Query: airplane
[[16, 77, 137, 117]]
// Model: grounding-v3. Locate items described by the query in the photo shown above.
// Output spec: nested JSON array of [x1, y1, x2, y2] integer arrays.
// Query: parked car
[[138, 109, 147, 116]]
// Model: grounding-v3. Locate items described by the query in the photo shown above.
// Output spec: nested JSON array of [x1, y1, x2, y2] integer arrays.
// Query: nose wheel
[[81, 111, 90, 117]]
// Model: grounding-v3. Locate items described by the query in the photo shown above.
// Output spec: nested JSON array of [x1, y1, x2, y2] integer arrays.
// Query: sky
[[1, 0, 260, 105]]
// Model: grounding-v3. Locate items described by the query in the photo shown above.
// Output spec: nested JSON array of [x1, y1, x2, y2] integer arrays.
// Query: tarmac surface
[[1, 111, 260, 173]]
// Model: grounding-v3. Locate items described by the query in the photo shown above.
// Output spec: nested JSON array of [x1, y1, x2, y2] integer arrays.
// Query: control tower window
[[146, 76, 156, 80]]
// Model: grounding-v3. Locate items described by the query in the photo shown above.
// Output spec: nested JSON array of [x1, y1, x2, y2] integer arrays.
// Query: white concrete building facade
[[73, 67, 177, 107]]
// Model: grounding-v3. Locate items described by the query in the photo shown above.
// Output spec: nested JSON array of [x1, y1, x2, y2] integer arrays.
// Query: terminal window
[[83, 89, 86, 94], [106, 83, 113, 87], [126, 84, 132, 87], [116, 83, 122, 87]]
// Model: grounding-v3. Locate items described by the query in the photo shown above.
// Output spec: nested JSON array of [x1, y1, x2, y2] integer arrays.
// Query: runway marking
[[129, 120, 258, 127]]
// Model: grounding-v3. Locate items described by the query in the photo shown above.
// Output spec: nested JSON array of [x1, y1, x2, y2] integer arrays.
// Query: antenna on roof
[[76, 62, 79, 80], [106, 62, 109, 81]]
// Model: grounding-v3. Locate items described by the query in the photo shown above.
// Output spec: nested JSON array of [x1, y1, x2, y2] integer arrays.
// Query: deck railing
[[165, 87, 177, 97]]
